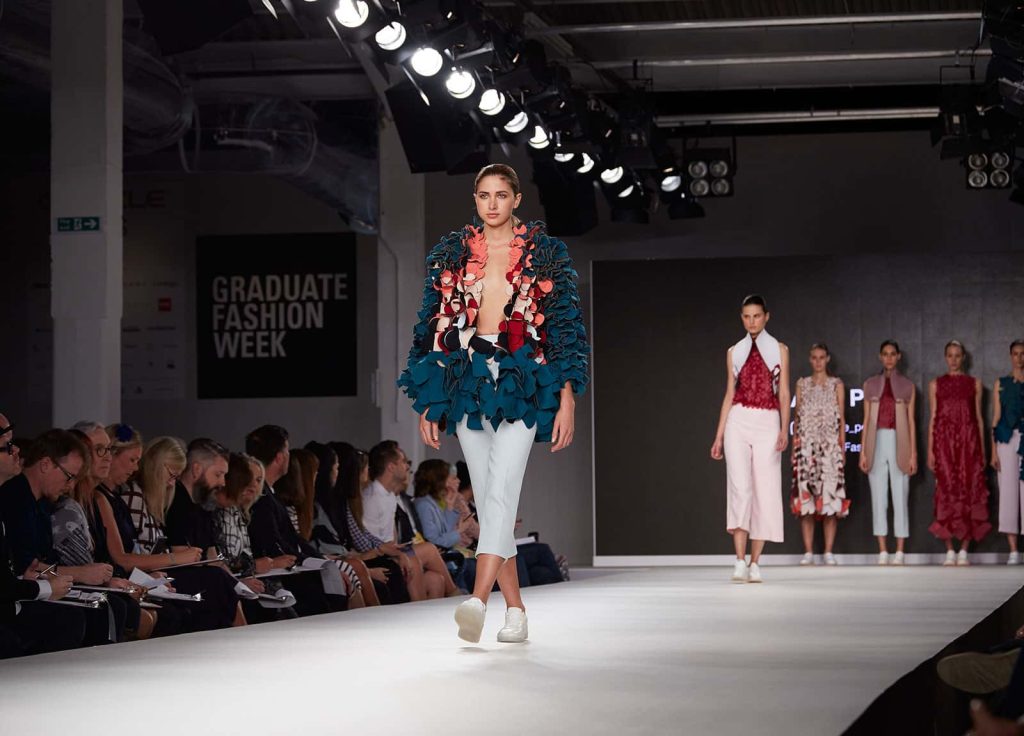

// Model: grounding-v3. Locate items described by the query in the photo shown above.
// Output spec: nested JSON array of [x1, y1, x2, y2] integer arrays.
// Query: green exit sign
[[56, 216, 101, 232]]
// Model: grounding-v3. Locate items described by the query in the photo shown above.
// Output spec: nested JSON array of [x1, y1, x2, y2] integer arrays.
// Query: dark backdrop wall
[[593, 252, 1024, 556]]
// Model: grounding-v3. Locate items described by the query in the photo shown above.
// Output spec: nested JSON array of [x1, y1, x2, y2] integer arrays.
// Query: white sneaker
[[748, 563, 763, 583], [943, 550, 957, 566], [957, 549, 970, 566], [1009, 551, 1021, 565], [892, 551, 905, 566], [496, 607, 528, 643], [824, 552, 838, 566], [800, 553, 814, 566], [731, 559, 749, 583], [877, 551, 890, 566], [454, 597, 487, 643]]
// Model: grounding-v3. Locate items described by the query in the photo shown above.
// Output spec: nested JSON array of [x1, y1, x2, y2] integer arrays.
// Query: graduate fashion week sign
[[196, 233, 357, 398]]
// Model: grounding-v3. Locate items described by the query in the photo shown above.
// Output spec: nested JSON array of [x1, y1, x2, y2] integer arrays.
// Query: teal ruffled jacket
[[397, 221, 590, 443]]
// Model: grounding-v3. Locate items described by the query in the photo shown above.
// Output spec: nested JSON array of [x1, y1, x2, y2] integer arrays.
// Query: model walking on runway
[[711, 294, 790, 583], [928, 340, 991, 564], [790, 343, 849, 565], [860, 340, 917, 565], [399, 163, 589, 642], [992, 340, 1024, 563]]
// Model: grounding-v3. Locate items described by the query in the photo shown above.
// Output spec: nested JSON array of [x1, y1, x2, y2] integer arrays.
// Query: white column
[[50, 0, 123, 426], [377, 121, 427, 463]]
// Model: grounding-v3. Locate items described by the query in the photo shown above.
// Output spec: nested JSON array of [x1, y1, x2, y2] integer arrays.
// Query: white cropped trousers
[[997, 431, 1024, 535], [867, 428, 910, 538], [456, 351, 537, 559]]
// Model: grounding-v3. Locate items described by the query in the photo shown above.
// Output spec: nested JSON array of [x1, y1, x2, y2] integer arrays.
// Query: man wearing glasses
[[0, 429, 113, 587], [0, 415, 21, 485]]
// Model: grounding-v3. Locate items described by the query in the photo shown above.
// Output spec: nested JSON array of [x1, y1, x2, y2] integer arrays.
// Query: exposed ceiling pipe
[[527, 12, 983, 36], [576, 48, 992, 70], [655, 107, 941, 127]]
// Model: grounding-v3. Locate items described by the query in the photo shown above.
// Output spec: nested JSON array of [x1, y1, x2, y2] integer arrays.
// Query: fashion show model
[[859, 340, 917, 566], [927, 340, 991, 565], [711, 295, 789, 584], [790, 343, 849, 565], [399, 164, 589, 643], [992, 340, 1024, 563]]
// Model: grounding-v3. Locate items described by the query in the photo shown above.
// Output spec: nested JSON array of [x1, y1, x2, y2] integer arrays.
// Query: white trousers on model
[[724, 405, 784, 543], [867, 428, 909, 538], [997, 431, 1024, 535], [456, 354, 537, 559]]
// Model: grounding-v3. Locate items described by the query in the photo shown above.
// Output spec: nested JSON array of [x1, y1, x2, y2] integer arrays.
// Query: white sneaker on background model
[[496, 608, 528, 643], [943, 550, 957, 566], [1009, 551, 1021, 565], [748, 563, 763, 583], [877, 551, 890, 566], [800, 553, 814, 566], [824, 552, 838, 566], [731, 559, 749, 583], [454, 597, 487, 643], [892, 551, 905, 566], [957, 549, 970, 566]]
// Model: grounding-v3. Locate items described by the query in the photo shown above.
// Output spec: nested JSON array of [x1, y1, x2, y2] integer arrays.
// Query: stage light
[[261, 0, 278, 19], [965, 148, 1013, 190], [600, 166, 623, 185], [709, 160, 730, 178], [528, 126, 550, 149], [445, 70, 476, 99], [660, 175, 681, 193], [576, 153, 595, 174], [504, 112, 529, 134], [689, 178, 710, 197], [687, 161, 708, 179], [334, 0, 369, 28], [554, 153, 575, 163], [478, 89, 506, 116], [617, 185, 635, 198], [410, 47, 444, 77], [375, 22, 406, 51], [711, 178, 731, 196]]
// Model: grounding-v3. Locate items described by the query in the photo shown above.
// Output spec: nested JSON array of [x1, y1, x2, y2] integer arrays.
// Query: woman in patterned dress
[[928, 340, 991, 565], [790, 344, 849, 565]]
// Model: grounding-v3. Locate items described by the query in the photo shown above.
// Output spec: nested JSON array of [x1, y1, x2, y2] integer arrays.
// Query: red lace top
[[733, 342, 779, 410], [877, 377, 896, 429]]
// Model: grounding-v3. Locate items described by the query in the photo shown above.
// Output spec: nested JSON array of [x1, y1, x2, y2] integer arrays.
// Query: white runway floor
[[1, 565, 1022, 735]]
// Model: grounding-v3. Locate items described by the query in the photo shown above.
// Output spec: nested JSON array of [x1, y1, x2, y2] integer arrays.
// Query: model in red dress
[[927, 340, 991, 564]]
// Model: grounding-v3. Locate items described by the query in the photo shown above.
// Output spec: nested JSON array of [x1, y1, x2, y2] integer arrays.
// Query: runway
[[1, 565, 1021, 735]]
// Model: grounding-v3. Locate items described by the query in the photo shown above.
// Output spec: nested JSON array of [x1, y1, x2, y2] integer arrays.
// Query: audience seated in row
[[0, 412, 568, 660]]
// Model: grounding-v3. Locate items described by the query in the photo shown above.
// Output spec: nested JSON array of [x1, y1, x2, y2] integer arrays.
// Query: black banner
[[196, 233, 357, 399]]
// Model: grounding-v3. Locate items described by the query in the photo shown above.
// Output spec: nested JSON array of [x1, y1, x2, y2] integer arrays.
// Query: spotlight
[[261, 0, 278, 19], [410, 47, 444, 77], [334, 0, 369, 28], [964, 148, 1013, 190], [445, 70, 476, 99], [528, 126, 550, 149], [684, 148, 735, 198], [711, 179, 731, 196], [375, 22, 406, 51], [478, 89, 506, 116], [554, 153, 575, 163], [576, 153, 595, 174], [504, 112, 529, 134], [709, 160, 730, 178], [689, 179, 710, 197], [617, 185, 635, 198], [687, 161, 708, 179], [660, 175, 682, 193], [600, 166, 623, 185]]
